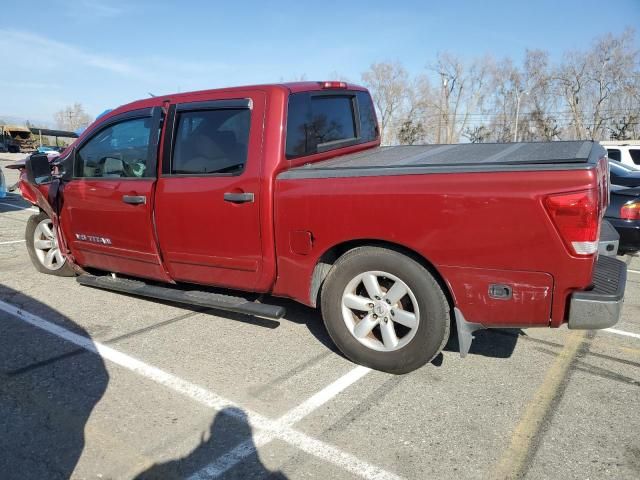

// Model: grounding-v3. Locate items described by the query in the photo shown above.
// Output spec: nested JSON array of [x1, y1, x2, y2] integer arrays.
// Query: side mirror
[[25, 153, 53, 185]]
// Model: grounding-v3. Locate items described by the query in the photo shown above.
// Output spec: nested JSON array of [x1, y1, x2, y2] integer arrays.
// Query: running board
[[76, 275, 286, 320]]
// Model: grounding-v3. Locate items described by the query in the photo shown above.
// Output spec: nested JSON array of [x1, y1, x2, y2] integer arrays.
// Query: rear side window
[[356, 91, 378, 142], [630, 149, 640, 165], [171, 109, 250, 175], [76, 117, 152, 178], [286, 90, 379, 159], [607, 149, 621, 161]]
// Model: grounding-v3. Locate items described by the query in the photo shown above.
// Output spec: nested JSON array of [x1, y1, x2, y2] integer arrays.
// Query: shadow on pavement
[[0, 286, 288, 479], [445, 327, 522, 359], [0, 191, 33, 213], [0, 285, 109, 480], [274, 296, 522, 362], [268, 297, 340, 354], [136, 407, 287, 479]]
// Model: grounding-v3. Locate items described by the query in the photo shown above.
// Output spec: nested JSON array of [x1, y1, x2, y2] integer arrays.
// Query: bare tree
[[54, 103, 93, 132], [327, 71, 351, 82], [394, 75, 438, 144], [354, 30, 638, 145], [554, 29, 639, 140], [522, 50, 561, 141], [463, 125, 490, 143], [361, 62, 409, 144], [609, 114, 639, 140], [483, 56, 523, 142], [429, 53, 488, 143]]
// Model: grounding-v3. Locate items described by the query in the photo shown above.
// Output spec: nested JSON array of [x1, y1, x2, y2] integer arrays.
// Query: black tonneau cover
[[279, 141, 604, 180]]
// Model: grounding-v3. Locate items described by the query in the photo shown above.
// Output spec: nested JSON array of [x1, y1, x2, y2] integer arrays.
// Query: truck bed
[[280, 141, 601, 179]]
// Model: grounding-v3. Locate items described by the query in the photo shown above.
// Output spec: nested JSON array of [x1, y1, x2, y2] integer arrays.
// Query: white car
[[601, 140, 640, 168]]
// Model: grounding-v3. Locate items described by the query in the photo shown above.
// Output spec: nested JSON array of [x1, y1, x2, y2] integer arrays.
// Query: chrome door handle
[[223, 192, 254, 204], [122, 195, 146, 205]]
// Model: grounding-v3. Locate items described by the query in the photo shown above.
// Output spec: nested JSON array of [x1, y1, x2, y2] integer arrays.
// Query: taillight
[[319, 81, 347, 89], [544, 190, 599, 256], [621, 201, 640, 220]]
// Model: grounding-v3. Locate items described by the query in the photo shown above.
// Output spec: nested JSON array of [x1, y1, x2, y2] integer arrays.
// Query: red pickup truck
[[19, 81, 627, 373]]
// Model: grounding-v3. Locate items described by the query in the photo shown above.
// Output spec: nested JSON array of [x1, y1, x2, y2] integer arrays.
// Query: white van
[[601, 140, 640, 168]]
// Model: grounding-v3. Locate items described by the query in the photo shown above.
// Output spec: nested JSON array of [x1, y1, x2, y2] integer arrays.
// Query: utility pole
[[437, 73, 447, 144], [513, 90, 528, 142]]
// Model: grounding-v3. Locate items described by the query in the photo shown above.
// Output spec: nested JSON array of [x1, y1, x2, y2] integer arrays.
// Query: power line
[[414, 108, 640, 118]]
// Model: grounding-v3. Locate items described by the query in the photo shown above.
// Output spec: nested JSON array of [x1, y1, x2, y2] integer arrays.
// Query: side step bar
[[76, 275, 286, 320]]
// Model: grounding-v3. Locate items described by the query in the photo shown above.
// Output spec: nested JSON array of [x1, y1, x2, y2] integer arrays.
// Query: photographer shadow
[[135, 407, 288, 479], [0, 285, 109, 480]]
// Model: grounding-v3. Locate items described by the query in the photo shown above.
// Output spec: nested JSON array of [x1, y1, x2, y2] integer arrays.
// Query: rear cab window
[[629, 149, 640, 165], [285, 89, 378, 159]]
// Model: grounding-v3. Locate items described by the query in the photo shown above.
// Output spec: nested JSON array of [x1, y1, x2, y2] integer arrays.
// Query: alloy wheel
[[341, 271, 420, 352], [33, 218, 66, 271]]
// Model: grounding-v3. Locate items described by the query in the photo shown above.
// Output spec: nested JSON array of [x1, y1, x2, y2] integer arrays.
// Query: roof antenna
[[148, 92, 156, 97]]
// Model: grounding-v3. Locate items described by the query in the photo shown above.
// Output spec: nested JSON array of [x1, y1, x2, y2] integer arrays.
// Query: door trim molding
[[165, 251, 258, 272]]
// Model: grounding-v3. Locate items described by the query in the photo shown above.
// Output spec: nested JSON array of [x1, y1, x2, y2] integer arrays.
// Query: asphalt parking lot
[[1, 158, 639, 480]]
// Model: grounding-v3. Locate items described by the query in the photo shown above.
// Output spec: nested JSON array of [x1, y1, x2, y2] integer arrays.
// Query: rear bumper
[[606, 217, 640, 254], [568, 255, 627, 329], [598, 220, 619, 257]]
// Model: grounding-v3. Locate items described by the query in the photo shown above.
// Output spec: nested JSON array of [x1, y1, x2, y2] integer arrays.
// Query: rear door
[[60, 107, 169, 281], [154, 93, 265, 290]]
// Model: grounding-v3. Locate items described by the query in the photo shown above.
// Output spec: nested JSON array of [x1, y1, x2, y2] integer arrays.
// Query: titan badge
[[75, 234, 112, 245]]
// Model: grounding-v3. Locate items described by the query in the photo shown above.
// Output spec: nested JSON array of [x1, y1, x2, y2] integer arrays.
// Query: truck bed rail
[[280, 141, 604, 179]]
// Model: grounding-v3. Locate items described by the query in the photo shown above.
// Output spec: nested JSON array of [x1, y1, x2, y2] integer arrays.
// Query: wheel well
[[310, 239, 455, 310]]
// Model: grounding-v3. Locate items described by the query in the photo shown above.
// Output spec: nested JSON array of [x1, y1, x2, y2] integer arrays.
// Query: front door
[[154, 94, 265, 290], [60, 107, 169, 281]]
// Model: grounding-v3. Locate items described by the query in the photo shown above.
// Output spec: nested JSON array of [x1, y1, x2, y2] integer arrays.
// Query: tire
[[26, 212, 75, 277], [320, 247, 450, 374]]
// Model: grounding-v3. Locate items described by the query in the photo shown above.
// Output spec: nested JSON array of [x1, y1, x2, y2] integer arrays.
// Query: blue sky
[[1, 0, 638, 126]]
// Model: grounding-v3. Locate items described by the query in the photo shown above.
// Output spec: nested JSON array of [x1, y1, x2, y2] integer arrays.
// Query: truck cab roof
[[112, 81, 368, 116]]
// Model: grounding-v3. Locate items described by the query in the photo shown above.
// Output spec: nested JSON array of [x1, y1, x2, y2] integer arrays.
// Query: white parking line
[[0, 240, 25, 245], [190, 365, 372, 480], [604, 328, 640, 340], [628, 269, 640, 275], [0, 299, 398, 480], [0, 202, 38, 212]]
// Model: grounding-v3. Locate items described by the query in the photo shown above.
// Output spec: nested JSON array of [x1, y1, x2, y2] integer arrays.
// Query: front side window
[[629, 149, 640, 165], [171, 109, 250, 175], [76, 117, 152, 178]]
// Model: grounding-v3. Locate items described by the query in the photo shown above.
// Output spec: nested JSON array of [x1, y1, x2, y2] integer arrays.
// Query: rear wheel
[[26, 212, 75, 277], [320, 247, 450, 374]]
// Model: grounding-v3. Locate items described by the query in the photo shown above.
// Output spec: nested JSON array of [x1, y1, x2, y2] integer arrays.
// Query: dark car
[[605, 175, 640, 255], [609, 160, 640, 187]]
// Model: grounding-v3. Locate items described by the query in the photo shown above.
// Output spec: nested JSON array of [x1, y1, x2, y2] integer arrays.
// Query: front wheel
[[26, 212, 75, 277], [320, 247, 450, 374]]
